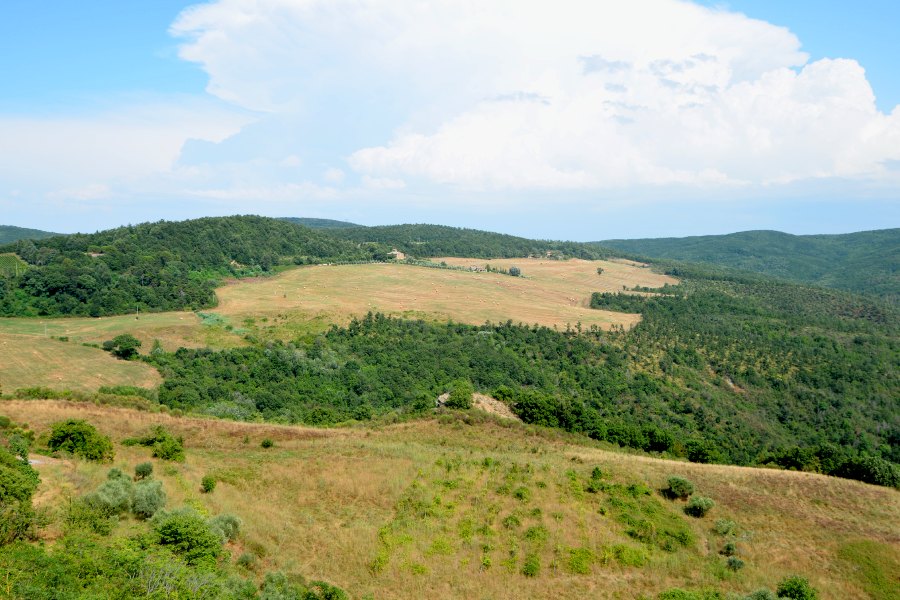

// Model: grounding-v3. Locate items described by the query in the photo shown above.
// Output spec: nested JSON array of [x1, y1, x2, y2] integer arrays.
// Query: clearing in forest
[[0, 334, 161, 393], [215, 257, 676, 334]]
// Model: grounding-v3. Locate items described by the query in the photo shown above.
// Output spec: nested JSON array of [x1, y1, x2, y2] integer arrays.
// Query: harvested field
[[0, 334, 161, 392], [215, 258, 675, 334]]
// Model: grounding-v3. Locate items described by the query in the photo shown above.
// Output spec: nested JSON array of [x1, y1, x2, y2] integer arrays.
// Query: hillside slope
[[279, 217, 360, 228], [598, 229, 900, 300], [0, 224, 60, 244], [4, 400, 898, 600], [330, 223, 610, 259]]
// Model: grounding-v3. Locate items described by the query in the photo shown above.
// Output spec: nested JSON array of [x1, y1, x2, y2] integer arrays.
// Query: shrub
[[152, 507, 223, 565], [665, 476, 695, 500], [0, 502, 36, 545], [261, 438, 275, 449], [567, 547, 593, 574], [102, 333, 142, 360], [445, 379, 474, 410], [0, 416, 10, 428], [502, 515, 521, 529], [684, 496, 715, 518], [521, 553, 540, 577], [134, 462, 153, 480], [726, 556, 745, 571], [201, 475, 217, 493], [133, 480, 166, 519], [236, 552, 257, 569], [64, 498, 115, 535], [714, 519, 736, 536], [85, 477, 134, 515], [124, 426, 185, 462], [209, 514, 242, 542], [744, 590, 777, 600], [776, 576, 818, 600], [47, 420, 114, 462], [721, 541, 737, 556]]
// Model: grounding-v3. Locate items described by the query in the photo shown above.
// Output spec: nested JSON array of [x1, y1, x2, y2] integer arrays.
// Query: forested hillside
[[279, 217, 360, 228], [330, 223, 610, 259], [0, 225, 60, 244], [0, 216, 377, 317], [598, 229, 900, 301], [148, 264, 899, 487]]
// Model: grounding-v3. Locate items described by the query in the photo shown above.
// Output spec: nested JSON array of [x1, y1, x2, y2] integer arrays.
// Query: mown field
[[214, 258, 673, 339], [0, 335, 161, 393], [6, 400, 898, 600], [0, 258, 670, 393]]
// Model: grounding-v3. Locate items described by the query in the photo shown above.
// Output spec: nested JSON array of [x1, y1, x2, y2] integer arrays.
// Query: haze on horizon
[[1, 0, 898, 241]]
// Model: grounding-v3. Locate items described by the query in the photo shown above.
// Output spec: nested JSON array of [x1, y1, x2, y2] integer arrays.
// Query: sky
[[1, 0, 898, 241]]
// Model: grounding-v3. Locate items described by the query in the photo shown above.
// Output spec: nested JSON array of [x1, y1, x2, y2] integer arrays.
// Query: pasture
[[215, 257, 675, 337], [0, 335, 161, 393], [7, 400, 898, 600]]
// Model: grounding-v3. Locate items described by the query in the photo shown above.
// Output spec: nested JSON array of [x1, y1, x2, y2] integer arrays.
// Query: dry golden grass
[[6, 400, 897, 600], [215, 258, 675, 335], [0, 335, 161, 392], [0, 311, 225, 353]]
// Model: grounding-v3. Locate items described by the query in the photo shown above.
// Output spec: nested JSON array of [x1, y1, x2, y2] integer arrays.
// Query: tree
[[445, 379, 474, 409], [508, 266, 521, 277], [102, 334, 142, 360]]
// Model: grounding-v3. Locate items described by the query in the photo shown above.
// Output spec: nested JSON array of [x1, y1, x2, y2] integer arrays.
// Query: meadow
[[0, 257, 671, 393], [5, 400, 897, 600], [214, 258, 674, 339]]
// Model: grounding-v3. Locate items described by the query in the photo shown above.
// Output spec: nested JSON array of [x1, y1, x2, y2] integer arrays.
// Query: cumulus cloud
[[172, 0, 900, 191]]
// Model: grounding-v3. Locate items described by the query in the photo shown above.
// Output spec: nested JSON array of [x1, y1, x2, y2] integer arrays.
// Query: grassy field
[[214, 258, 675, 340], [0, 336, 160, 393], [7, 400, 897, 600], [0, 253, 28, 278], [0, 257, 669, 392]]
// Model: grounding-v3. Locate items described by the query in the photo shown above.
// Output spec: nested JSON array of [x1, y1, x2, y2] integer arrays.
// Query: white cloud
[[172, 0, 900, 191]]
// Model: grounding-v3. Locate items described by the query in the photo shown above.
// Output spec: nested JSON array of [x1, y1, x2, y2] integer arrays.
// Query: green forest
[[147, 261, 899, 488], [599, 228, 900, 302], [1, 216, 898, 489]]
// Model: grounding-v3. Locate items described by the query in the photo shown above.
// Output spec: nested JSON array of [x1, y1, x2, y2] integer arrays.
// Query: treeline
[[598, 228, 900, 302], [0, 216, 380, 317], [146, 303, 898, 486], [328, 223, 610, 259]]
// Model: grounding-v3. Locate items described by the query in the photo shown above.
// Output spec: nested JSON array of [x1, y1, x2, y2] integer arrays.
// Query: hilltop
[[598, 228, 900, 301], [0, 224, 60, 244], [279, 217, 361, 229]]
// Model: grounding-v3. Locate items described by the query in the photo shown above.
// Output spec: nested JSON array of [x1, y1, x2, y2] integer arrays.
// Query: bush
[[445, 379, 474, 410], [726, 556, 745, 571], [261, 438, 274, 449], [0, 502, 37, 545], [133, 480, 166, 519], [124, 426, 185, 461], [135, 462, 153, 480], [102, 333, 142, 360], [47, 420, 114, 462], [684, 496, 715, 518], [721, 541, 737, 556], [714, 519, 736, 536], [65, 498, 115, 535], [152, 507, 223, 566], [209, 514, 241, 542], [85, 476, 134, 516], [744, 590, 777, 600], [665, 476, 695, 500], [521, 553, 540, 577], [201, 475, 216, 493], [776, 576, 818, 600]]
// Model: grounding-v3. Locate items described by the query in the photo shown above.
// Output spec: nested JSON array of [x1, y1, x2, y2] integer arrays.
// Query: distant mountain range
[[0, 225, 60, 244], [599, 228, 899, 301]]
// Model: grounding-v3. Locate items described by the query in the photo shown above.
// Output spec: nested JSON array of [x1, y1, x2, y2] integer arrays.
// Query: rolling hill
[[279, 217, 361, 229], [0, 224, 60, 244], [598, 228, 900, 301]]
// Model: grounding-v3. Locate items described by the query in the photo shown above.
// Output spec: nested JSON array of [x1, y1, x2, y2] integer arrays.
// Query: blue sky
[[1, 0, 898, 240]]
